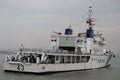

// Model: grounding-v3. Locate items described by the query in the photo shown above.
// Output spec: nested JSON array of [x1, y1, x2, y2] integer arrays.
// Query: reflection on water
[[0, 53, 120, 80]]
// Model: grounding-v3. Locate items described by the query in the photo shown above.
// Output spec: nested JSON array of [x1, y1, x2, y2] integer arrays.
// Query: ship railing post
[[64, 56, 65, 64], [55, 55, 56, 65], [75, 56, 76, 63], [71, 55, 72, 63], [80, 56, 81, 63]]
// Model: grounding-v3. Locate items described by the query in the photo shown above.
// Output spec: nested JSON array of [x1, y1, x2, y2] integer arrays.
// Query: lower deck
[[4, 55, 112, 73]]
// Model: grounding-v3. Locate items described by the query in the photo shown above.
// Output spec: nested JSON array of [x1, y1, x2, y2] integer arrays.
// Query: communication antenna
[[19, 43, 24, 52], [69, 16, 72, 29], [21, 43, 23, 48], [86, 6, 95, 29]]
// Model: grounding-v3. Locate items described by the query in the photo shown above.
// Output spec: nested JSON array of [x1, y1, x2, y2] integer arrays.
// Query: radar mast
[[86, 6, 95, 29]]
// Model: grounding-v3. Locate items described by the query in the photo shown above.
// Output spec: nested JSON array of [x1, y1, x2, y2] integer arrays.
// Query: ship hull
[[4, 55, 112, 73]]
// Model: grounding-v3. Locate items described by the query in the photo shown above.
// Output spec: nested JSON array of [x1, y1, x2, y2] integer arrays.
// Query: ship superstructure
[[3, 7, 113, 73], [51, 7, 106, 56]]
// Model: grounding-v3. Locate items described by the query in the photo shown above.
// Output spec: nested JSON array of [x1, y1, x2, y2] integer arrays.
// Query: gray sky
[[0, 0, 120, 54]]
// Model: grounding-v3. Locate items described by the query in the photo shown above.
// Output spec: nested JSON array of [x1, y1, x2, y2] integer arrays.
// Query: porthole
[[77, 40, 80, 42], [80, 40, 83, 42], [51, 40, 54, 42], [54, 39, 57, 42]]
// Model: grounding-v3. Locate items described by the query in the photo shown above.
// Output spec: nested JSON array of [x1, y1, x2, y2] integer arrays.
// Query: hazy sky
[[0, 0, 120, 54]]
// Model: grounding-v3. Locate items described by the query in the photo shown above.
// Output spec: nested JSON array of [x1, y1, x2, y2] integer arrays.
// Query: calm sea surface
[[0, 53, 120, 80]]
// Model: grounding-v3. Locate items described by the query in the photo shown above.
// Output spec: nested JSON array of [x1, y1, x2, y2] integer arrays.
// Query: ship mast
[[86, 7, 95, 53]]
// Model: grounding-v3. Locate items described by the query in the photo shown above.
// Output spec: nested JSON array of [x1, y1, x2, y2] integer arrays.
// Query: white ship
[[4, 7, 114, 73]]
